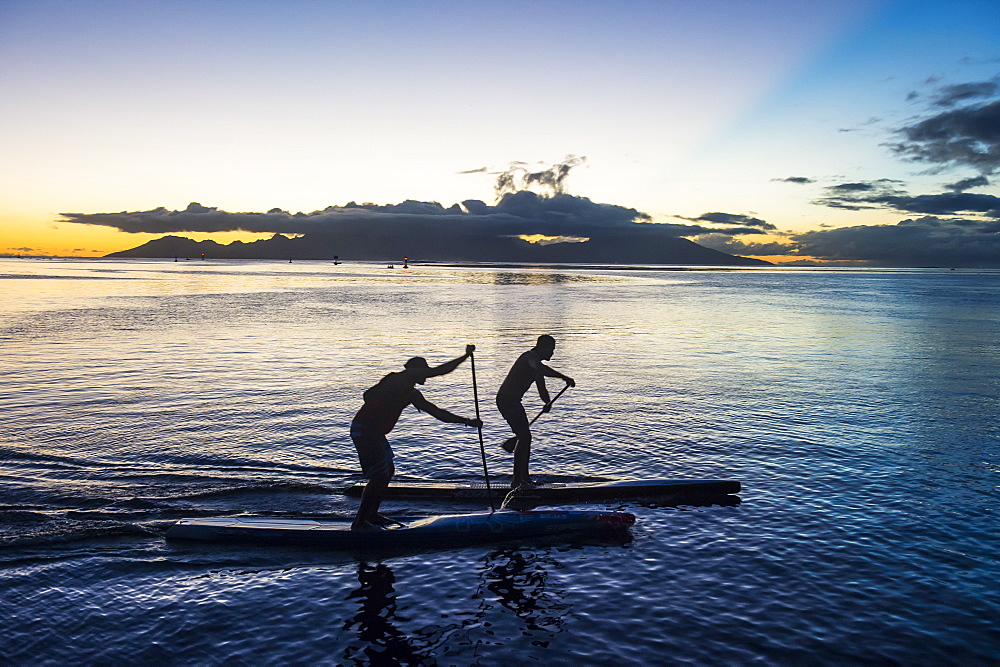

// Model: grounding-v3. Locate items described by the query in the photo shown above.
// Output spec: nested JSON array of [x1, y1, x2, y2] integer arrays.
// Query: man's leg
[[353, 467, 393, 530], [511, 428, 533, 488], [351, 424, 395, 530], [498, 396, 533, 488]]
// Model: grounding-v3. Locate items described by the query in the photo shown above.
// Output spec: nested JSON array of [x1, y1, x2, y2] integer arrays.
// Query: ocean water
[[1, 257, 997, 665]]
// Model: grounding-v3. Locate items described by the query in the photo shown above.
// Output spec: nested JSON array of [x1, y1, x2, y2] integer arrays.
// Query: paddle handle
[[469, 349, 495, 512], [527, 383, 570, 426]]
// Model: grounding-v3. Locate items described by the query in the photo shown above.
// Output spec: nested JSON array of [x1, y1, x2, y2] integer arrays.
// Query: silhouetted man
[[496, 335, 575, 489], [351, 345, 482, 530]]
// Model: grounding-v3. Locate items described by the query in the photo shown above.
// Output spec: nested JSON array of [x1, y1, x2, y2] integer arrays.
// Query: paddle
[[500, 383, 570, 453], [469, 348, 495, 512]]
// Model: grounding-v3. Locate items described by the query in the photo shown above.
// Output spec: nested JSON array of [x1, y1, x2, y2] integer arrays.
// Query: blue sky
[[1, 0, 998, 264]]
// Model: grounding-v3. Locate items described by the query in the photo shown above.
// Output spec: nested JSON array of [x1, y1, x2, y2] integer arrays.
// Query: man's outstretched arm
[[540, 363, 575, 387], [411, 391, 482, 427], [425, 344, 475, 378]]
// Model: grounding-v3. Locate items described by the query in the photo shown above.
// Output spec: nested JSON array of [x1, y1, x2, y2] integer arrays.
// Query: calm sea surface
[[1, 258, 997, 665]]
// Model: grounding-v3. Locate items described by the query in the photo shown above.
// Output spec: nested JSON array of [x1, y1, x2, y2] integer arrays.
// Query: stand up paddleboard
[[343, 479, 741, 503], [165, 509, 635, 549]]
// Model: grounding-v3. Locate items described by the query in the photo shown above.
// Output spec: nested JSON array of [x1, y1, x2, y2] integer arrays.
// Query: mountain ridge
[[106, 233, 772, 266]]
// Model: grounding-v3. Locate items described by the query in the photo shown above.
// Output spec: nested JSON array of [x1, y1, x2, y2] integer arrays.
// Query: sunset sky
[[1, 0, 998, 265]]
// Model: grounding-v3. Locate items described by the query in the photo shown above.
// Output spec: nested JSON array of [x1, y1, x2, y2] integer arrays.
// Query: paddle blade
[[500, 437, 517, 453]]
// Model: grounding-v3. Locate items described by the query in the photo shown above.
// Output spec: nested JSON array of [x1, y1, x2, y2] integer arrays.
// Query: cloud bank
[[700, 216, 1000, 267], [62, 195, 646, 237], [814, 180, 1000, 217], [64, 193, 775, 264], [61, 156, 780, 264], [792, 217, 1000, 266]]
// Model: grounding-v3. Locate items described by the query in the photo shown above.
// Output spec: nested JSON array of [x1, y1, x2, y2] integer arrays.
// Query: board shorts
[[350, 421, 394, 479], [496, 393, 530, 437]]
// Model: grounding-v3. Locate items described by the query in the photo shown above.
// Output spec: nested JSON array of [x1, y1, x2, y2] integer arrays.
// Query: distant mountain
[[106, 233, 771, 266]]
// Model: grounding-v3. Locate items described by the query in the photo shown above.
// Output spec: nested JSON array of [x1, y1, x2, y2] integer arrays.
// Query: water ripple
[[1, 260, 998, 664]]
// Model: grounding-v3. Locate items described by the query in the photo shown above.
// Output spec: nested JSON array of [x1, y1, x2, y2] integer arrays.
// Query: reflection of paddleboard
[[165, 509, 635, 548], [343, 479, 741, 502]]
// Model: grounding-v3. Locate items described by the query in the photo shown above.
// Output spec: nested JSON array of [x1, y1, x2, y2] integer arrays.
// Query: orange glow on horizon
[[746, 254, 877, 267], [1, 220, 278, 257], [517, 234, 590, 245]]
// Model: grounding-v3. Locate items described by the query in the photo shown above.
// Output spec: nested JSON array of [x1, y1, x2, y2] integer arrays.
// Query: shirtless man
[[495, 335, 575, 489], [351, 345, 482, 530]]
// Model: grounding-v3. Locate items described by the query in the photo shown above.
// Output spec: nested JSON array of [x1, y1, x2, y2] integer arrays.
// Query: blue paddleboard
[[165, 509, 635, 549]]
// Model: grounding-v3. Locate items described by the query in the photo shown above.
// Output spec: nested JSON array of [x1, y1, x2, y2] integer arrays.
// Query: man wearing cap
[[496, 335, 575, 490], [351, 344, 482, 530]]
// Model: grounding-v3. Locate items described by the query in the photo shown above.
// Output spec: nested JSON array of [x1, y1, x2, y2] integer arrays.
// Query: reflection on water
[[342, 547, 572, 663], [487, 271, 598, 285], [343, 562, 434, 665], [480, 549, 569, 643], [1, 259, 998, 663]]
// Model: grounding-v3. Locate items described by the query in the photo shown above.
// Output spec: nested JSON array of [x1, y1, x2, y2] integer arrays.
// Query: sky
[[1, 0, 998, 266]]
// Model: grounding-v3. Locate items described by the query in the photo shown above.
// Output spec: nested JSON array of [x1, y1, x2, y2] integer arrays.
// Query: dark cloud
[[889, 92, 1000, 173], [773, 176, 815, 184], [672, 211, 776, 231], [898, 192, 1000, 215], [457, 167, 488, 174], [945, 175, 990, 191], [61, 193, 653, 239], [813, 180, 901, 210], [61, 202, 309, 235], [828, 180, 902, 192], [494, 155, 587, 198], [931, 80, 999, 107], [814, 180, 1000, 217]]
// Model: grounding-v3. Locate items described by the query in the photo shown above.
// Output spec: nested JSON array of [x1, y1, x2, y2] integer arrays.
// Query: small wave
[[0, 480, 343, 523], [170, 480, 334, 500], [0, 273, 128, 280], [0, 509, 52, 523], [0, 446, 95, 468], [0, 517, 160, 548]]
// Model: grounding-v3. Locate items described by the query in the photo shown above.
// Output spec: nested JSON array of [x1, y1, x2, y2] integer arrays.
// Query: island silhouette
[[106, 232, 770, 265]]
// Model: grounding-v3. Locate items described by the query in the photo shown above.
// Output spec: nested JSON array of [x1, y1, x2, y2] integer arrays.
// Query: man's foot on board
[[511, 479, 537, 491], [351, 519, 387, 531], [371, 513, 400, 527]]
